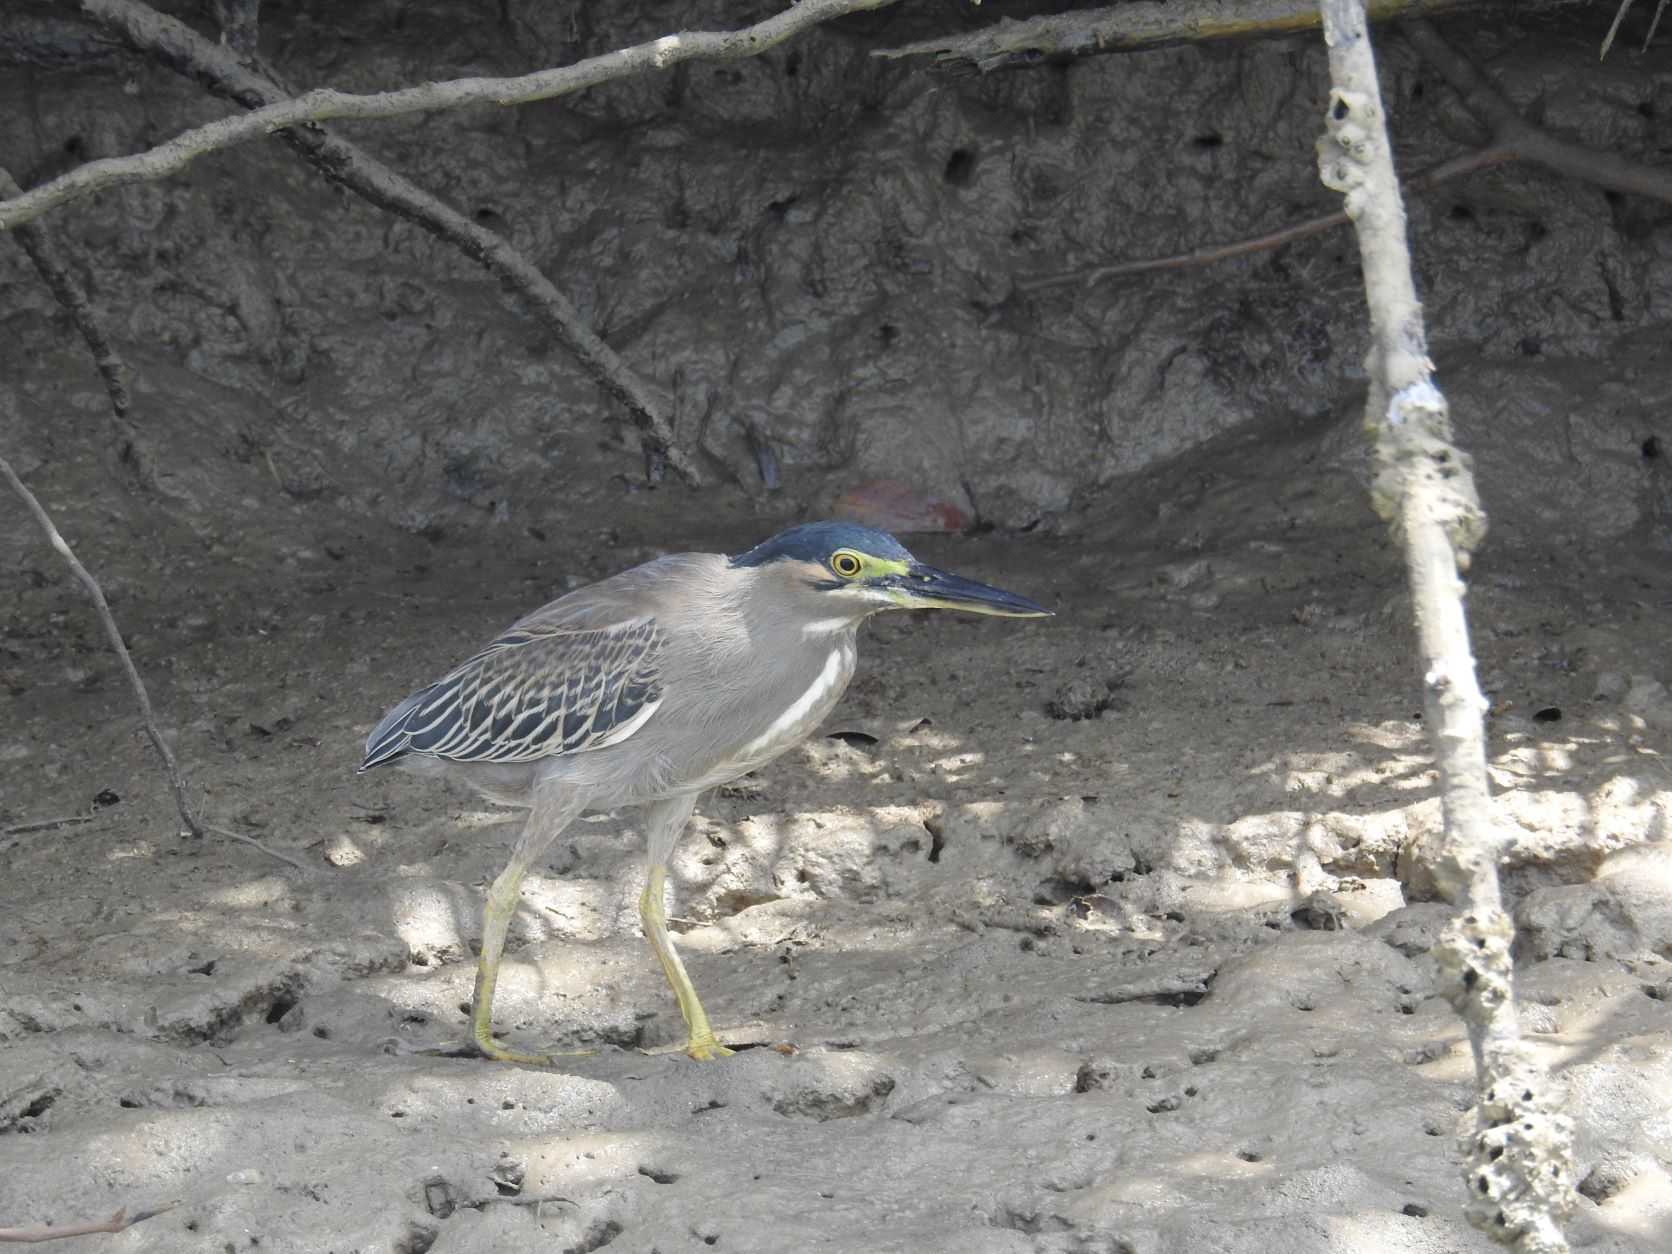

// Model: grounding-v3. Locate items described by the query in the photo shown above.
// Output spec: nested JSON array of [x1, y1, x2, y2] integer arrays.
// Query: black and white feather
[[361, 619, 664, 770]]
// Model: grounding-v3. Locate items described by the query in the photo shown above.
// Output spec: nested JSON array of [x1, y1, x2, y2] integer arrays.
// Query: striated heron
[[360, 522, 1050, 1063]]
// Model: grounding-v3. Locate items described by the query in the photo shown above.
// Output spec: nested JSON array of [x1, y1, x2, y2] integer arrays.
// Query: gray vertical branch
[[1314, 2, 1575, 1250]]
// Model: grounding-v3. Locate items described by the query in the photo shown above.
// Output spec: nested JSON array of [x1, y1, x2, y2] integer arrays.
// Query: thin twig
[[79, 1, 715, 487], [203, 822, 313, 875], [0, 1200, 181, 1243], [874, 0, 1590, 74], [1015, 143, 1514, 294], [1600, 0, 1634, 58], [1404, 19, 1672, 204], [0, 164, 149, 486], [1317, 3, 1575, 1250], [1019, 20, 1672, 295], [0, 168, 131, 419], [0, 0, 897, 234], [0, 450, 314, 875], [0, 815, 96, 837]]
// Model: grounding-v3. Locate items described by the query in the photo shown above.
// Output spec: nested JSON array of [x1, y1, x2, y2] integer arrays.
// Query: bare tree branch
[[0, 0, 896, 234], [1404, 18, 1672, 203], [0, 164, 149, 485], [0, 449, 315, 876], [874, 0, 1590, 75], [1316, 2, 1575, 1249], [0, 1201, 181, 1244], [1015, 143, 1514, 295], [74, 0, 716, 486], [1017, 19, 1672, 296]]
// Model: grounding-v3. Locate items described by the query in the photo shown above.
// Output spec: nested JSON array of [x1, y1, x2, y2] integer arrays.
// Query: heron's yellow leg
[[640, 863, 733, 1061], [468, 792, 590, 1066]]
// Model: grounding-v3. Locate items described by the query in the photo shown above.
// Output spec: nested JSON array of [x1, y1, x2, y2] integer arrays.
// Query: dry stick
[[0, 453, 314, 876], [1019, 23, 1672, 295], [0, 169, 131, 419], [0, 0, 898, 233], [1316, 2, 1575, 1251], [1015, 143, 1514, 295], [0, 165, 151, 486], [873, 0, 1590, 74], [1, 816, 97, 837], [0, 1201, 181, 1244], [1404, 18, 1672, 204], [83, 0, 702, 488]]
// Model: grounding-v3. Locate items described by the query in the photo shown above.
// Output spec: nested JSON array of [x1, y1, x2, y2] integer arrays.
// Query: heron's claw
[[686, 1037, 735, 1062]]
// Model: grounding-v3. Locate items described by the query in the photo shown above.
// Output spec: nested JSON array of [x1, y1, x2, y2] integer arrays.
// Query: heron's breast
[[660, 636, 858, 789]]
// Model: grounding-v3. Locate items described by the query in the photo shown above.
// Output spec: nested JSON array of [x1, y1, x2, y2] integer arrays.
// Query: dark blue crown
[[730, 521, 914, 568]]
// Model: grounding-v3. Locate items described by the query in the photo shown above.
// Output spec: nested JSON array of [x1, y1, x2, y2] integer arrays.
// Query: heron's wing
[[361, 619, 664, 769]]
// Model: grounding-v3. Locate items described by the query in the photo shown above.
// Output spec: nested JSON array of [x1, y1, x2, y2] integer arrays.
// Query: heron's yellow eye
[[830, 550, 864, 578]]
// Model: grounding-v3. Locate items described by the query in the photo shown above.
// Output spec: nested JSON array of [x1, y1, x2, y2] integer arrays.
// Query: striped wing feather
[[363, 620, 663, 767]]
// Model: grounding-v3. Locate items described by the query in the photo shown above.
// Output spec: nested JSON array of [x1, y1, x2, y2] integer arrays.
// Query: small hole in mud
[[1644, 435, 1663, 459], [827, 730, 878, 747], [312, 1025, 331, 1039], [1237, 1150, 1262, 1162], [1402, 1202, 1429, 1217], [1449, 204, 1474, 221], [784, 50, 801, 77], [943, 148, 975, 185], [1192, 133, 1222, 148], [266, 997, 297, 1024], [118, 1096, 141, 1109], [189, 960, 217, 976], [390, 1109, 407, 1118], [1532, 706, 1562, 723], [639, 1165, 680, 1184], [457, 1002, 472, 1016]]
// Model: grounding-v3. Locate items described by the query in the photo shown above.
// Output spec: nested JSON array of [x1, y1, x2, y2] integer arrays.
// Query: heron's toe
[[686, 1038, 736, 1062]]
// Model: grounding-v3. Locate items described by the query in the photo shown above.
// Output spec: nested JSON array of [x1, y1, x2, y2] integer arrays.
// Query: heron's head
[[729, 521, 1052, 623]]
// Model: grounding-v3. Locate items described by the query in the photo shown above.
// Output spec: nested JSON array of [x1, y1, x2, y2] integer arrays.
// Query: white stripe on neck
[[742, 648, 845, 756]]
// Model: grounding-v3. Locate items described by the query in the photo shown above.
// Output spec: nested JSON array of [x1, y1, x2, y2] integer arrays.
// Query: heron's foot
[[641, 1033, 737, 1060], [472, 1031, 597, 1067], [686, 1036, 735, 1062]]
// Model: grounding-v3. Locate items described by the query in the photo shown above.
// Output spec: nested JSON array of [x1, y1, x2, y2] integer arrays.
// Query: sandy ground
[[4, 412, 1671, 1253], [5, 3, 1672, 1251]]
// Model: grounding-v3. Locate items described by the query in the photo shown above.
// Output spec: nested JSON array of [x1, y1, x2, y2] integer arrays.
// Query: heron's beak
[[882, 563, 1053, 618]]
